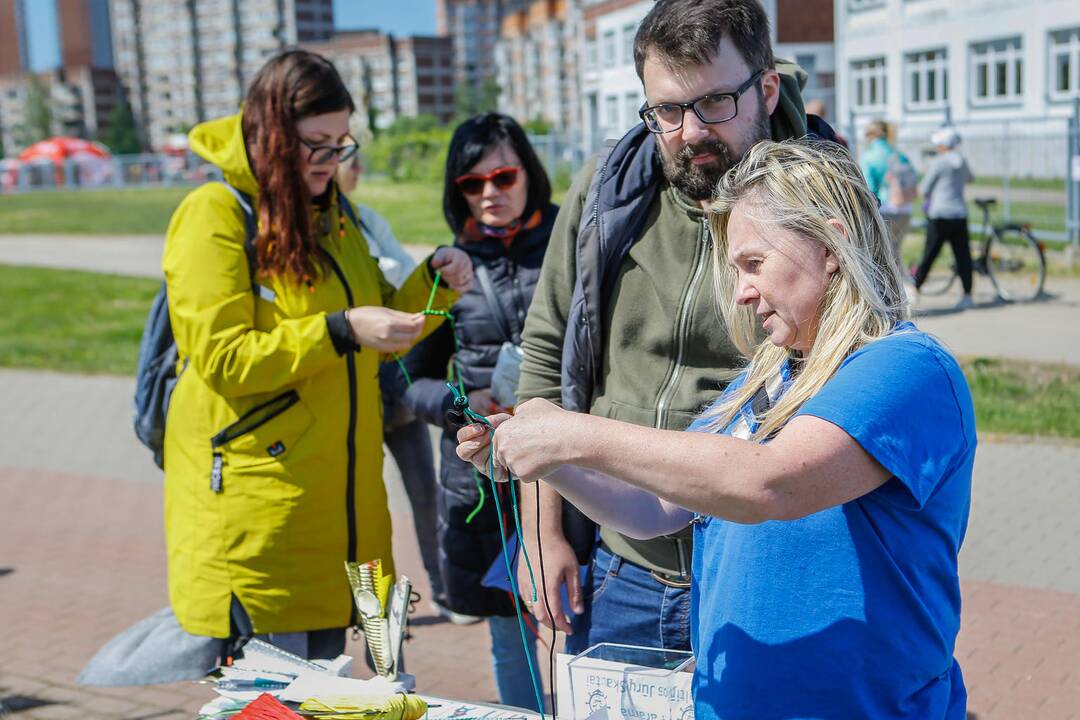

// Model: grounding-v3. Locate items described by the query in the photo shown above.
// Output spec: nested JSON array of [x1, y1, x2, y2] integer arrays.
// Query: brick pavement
[[3, 426, 1078, 718]]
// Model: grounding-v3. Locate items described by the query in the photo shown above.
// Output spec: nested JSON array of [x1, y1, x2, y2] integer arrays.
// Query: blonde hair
[[703, 139, 910, 440]]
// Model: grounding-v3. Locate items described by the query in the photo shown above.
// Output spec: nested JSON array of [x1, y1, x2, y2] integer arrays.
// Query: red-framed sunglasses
[[454, 166, 520, 196]]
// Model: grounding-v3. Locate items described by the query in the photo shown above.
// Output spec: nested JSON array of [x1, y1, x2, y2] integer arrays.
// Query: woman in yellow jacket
[[162, 49, 472, 659]]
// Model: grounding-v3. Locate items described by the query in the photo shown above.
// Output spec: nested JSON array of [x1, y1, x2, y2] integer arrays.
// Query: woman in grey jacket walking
[[913, 127, 975, 308]]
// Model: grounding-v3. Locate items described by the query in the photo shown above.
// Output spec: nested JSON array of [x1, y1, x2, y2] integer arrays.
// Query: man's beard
[[659, 101, 771, 202]]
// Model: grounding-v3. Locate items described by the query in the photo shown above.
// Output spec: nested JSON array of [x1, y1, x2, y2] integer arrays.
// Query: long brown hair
[[242, 49, 355, 284]]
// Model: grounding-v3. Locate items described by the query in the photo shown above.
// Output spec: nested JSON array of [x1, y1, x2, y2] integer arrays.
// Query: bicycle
[[917, 197, 1046, 302]]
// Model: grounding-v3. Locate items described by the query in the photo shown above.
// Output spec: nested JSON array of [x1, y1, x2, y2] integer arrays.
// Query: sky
[[25, 0, 438, 72]]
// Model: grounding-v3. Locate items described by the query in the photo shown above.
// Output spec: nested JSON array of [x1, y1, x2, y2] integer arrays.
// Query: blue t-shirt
[[689, 323, 975, 719]]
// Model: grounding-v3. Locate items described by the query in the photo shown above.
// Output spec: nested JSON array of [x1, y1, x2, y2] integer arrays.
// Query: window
[[603, 30, 617, 69], [606, 94, 619, 129], [850, 57, 887, 112], [623, 22, 637, 66], [848, 0, 885, 10], [970, 37, 1023, 105], [586, 37, 598, 69], [904, 48, 948, 110], [625, 92, 641, 127], [1049, 27, 1080, 100]]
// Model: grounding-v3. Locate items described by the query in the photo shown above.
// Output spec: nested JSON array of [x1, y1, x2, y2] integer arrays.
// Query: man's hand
[[519, 527, 583, 634], [345, 306, 424, 352], [431, 247, 474, 293]]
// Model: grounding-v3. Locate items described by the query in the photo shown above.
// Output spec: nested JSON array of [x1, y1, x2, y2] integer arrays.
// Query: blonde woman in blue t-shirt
[[458, 140, 975, 719]]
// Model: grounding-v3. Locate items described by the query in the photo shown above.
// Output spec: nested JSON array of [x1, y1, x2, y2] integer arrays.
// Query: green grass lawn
[[961, 357, 1080, 440], [0, 179, 569, 246], [2, 263, 1077, 440], [0, 186, 191, 235], [0, 264, 160, 375]]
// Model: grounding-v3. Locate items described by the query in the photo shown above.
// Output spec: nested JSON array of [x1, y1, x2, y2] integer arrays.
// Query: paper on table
[[278, 671, 414, 703]]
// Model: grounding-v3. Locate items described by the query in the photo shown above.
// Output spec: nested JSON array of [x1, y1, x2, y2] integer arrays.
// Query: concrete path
[[0, 234, 432, 280]]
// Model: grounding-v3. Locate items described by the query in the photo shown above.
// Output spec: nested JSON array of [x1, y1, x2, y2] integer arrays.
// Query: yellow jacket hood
[[188, 113, 259, 197]]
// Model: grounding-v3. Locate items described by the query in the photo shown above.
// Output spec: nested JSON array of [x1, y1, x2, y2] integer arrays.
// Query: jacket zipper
[[654, 217, 712, 430], [207, 389, 300, 492], [321, 249, 359, 572]]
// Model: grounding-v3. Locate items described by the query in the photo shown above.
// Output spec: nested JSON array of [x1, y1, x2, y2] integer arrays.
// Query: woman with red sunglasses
[[396, 113, 556, 710]]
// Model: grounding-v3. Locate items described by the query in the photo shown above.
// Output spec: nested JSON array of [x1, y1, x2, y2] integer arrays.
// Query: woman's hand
[[431, 247, 474, 293], [456, 413, 513, 481], [467, 388, 510, 416], [345, 306, 424, 353]]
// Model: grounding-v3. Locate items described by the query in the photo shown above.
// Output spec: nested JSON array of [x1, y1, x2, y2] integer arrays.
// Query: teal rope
[[392, 270, 545, 713], [449, 381, 545, 715]]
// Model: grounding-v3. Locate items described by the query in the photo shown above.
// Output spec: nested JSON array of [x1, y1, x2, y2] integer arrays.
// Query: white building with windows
[[836, 0, 1080, 176]]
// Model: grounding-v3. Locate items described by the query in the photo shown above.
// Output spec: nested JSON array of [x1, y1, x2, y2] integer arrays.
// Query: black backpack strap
[[220, 182, 259, 292], [474, 263, 518, 345], [337, 188, 373, 237]]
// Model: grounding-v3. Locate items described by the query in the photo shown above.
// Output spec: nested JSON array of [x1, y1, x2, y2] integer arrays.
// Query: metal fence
[[0, 152, 219, 194], [845, 101, 1080, 250]]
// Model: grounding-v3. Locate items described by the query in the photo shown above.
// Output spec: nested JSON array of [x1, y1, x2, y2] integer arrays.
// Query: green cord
[[393, 271, 478, 521]]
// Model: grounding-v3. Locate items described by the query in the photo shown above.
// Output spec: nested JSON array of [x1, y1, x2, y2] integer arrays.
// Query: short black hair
[[633, 0, 774, 81], [443, 113, 552, 235]]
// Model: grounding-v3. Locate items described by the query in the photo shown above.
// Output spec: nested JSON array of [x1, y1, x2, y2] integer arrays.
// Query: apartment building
[[304, 30, 455, 131], [109, 0, 334, 149], [494, 0, 580, 133], [0, 0, 123, 154], [578, 0, 833, 152], [0, 0, 30, 76], [436, 0, 532, 95]]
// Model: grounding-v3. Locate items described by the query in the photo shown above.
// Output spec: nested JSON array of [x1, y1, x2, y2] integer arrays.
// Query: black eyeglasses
[[639, 70, 765, 134], [299, 134, 359, 165]]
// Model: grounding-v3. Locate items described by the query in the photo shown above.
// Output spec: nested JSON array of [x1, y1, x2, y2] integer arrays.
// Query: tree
[[523, 116, 552, 136], [102, 99, 142, 155], [453, 77, 502, 122], [14, 76, 53, 147]]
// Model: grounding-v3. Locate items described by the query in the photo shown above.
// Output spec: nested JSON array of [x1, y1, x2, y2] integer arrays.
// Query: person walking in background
[[860, 120, 917, 283], [397, 113, 556, 710], [161, 49, 471, 660], [335, 152, 446, 614], [515, 0, 837, 658], [913, 127, 975, 309]]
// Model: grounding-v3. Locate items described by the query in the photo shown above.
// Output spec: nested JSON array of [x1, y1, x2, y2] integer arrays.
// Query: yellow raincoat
[[162, 114, 455, 637]]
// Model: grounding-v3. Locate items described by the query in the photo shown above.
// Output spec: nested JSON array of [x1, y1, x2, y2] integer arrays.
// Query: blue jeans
[[488, 614, 543, 712], [564, 545, 692, 655]]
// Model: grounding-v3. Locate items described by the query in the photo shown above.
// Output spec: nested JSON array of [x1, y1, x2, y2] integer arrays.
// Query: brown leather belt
[[599, 539, 693, 589], [649, 570, 693, 589]]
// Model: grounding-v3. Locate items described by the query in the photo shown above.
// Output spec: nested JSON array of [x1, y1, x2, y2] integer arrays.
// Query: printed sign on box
[[555, 644, 694, 720]]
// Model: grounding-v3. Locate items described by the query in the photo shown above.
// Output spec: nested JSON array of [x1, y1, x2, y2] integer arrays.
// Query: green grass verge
[[0, 180, 570, 245], [0, 186, 191, 235], [961, 357, 1080, 439], [2, 264, 1077, 440], [0, 264, 160, 375]]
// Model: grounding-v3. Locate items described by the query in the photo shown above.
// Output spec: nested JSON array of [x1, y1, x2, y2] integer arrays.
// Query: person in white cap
[[912, 127, 975, 308]]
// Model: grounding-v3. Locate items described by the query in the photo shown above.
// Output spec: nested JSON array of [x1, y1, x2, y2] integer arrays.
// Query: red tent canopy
[[17, 136, 111, 164]]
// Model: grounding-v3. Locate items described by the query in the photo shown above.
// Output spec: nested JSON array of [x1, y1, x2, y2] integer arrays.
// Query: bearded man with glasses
[[514, 0, 837, 656]]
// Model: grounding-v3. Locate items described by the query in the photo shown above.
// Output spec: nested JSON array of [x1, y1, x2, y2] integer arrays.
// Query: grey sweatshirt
[[920, 150, 974, 220]]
